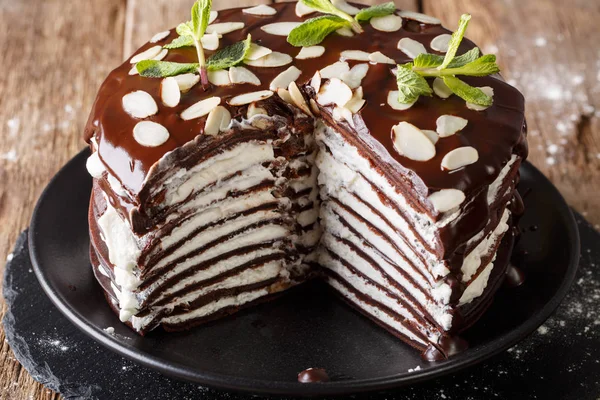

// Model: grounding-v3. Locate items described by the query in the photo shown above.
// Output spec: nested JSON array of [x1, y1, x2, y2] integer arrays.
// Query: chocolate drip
[[422, 336, 469, 361], [297, 368, 330, 383], [504, 265, 526, 288]]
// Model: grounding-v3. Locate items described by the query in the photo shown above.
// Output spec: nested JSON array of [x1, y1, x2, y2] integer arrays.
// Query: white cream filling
[[461, 209, 510, 283], [163, 142, 276, 206], [86, 152, 106, 179], [327, 277, 432, 346], [133, 261, 283, 330]]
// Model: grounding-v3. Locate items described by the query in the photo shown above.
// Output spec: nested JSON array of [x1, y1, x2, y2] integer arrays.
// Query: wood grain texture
[[0, 0, 127, 399], [1, 0, 599, 398]]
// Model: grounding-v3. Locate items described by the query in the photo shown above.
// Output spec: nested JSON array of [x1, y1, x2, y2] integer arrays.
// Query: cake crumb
[[408, 366, 422, 372], [104, 327, 115, 335], [6, 253, 14, 262], [537, 325, 549, 335]]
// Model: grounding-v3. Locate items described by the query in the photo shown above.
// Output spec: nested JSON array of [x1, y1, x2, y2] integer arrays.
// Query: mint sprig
[[354, 2, 396, 22], [396, 14, 499, 106], [396, 63, 432, 104], [301, 0, 362, 33], [190, 0, 212, 87], [137, 60, 199, 78], [207, 35, 252, 71], [288, 15, 350, 47]]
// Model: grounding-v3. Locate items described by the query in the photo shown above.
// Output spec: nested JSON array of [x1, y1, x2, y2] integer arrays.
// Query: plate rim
[[28, 148, 581, 396]]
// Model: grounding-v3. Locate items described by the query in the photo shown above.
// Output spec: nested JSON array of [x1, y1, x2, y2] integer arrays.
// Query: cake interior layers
[[90, 116, 520, 357]]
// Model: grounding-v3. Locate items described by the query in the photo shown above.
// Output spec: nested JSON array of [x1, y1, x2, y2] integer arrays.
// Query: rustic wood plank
[[0, 0, 127, 399], [423, 0, 600, 226], [124, 0, 271, 56]]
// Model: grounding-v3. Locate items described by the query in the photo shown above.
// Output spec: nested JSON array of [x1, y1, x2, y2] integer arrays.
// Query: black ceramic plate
[[29, 149, 579, 396]]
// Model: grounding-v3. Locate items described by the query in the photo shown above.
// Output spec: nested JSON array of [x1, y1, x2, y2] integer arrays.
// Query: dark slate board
[[3, 212, 600, 400]]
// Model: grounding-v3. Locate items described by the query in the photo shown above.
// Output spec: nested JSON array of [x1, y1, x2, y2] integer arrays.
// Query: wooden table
[[1, 0, 598, 398]]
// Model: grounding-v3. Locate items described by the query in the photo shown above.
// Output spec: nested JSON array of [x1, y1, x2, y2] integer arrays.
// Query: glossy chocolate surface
[[84, 2, 526, 198]]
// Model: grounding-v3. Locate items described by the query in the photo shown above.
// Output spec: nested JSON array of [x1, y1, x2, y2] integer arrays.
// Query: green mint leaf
[[206, 34, 252, 71], [396, 63, 433, 104], [413, 47, 481, 70], [191, 0, 212, 40], [287, 15, 350, 47], [444, 54, 499, 76], [136, 60, 199, 78], [442, 76, 492, 106], [354, 2, 396, 22], [413, 53, 444, 69], [164, 35, 194, 49], [448, 47, 480, 68], [300, 0, 361, 31], [176, 22, 193, 37], [439, 13, 471, 70]]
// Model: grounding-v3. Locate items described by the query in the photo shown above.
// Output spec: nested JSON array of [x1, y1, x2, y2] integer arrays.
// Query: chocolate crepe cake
[[84, 0, 527, 360]]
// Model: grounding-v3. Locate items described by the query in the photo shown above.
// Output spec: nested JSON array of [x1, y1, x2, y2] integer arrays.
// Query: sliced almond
[[180, 97, 221, 120], [174, 73, 200, 93], [247, 103, 268, 118], [433, 78, 453, 99], [277, 88, 293, 104], [243, 4, 277, 16], [398, 10, 441, 25], [209, 11, 218, 24], [296, 46, 325, 60], [331, 0, 360, 15], [129, 65, 139, 76], [371, 14, 403, 32], [340, 50, 371, 61], [154, 48, 169, 61], [332, 106, 355, 128], [317, 78, 353, 108], [122, 91, 158, 118], [261, 22, 301, 36], [133, 121, 169, 147], [346, 87, 366, 113], [309, 99, 320, 115], [229, 66, 261, 85], [208, 70, 231, 86], [206, 22, 245, 35], [150, 30, 170, 43], [161, 77, 181, 107], [246, 43, 272, 61], [436, 115, 468, 137], [296, 1, 316, 17], [397, 37, 427, 59], [245, 52, 293, 67], [270, 66, 302, 91], [130, 46, 163, 64], [201, 32, 220, 51], [430, 34, 452, 53], [320, 61, 350, 79], [368, 51, 395, 64], [466, 87, 494, 111], [310, 71, 322, 93], [336, 27, 354, 37], [429, 189, 465, 213], [392, 122, 436, 161], [441, 147, 479, 171], [228, 90, 273, 106], [387, 90, 416, 111], [341, 63, 369, 89], [289, 81, 313, 117], [204, 106, 232, 136], [422, 129, 439, 145]]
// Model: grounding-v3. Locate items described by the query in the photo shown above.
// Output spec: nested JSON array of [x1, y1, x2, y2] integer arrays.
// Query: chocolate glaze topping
[[297, 368, 330, 383], [84, 2, 527, 203]]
